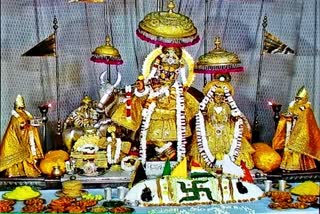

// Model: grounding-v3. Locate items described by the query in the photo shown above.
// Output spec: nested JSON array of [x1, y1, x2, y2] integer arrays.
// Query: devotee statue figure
[[112, 46, 198, 163], [190, 76, 254, 177], [272, 86, 320, 171], [0, 95, 44, 177], [62, 95, 99, 152]]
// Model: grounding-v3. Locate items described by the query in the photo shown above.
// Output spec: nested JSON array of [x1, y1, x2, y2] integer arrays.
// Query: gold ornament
[[203, 80, 235, 96], [107, 125, 116, 133], [81, 95, 93, 105], [137, 74, 144, 81], [197, 37, 241, 67]]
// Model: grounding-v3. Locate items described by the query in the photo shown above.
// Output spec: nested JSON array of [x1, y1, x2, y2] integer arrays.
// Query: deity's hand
[[18, 117, 28, 128], [282, 112, 293, 118], [144, 97, 157, 108], [282, 112, 297, 122], [63, 122, 68, 130], [21, 122, 32, 130], [20, 121, 27, 128], [64, 117, 74, 129], [284, 147, 292, 153]]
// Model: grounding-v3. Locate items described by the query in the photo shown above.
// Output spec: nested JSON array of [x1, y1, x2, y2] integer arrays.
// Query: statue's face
[[213, 92, 225, 104], [136, 80, 144, 91], [82, 102, 92, 109], [294, 96, 307, 105], [15, 106, 25, 112], [150, 78, 161, 91]]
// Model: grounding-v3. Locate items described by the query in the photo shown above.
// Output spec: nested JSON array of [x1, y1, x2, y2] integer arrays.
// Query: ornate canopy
[[136, 0, 199, 47]]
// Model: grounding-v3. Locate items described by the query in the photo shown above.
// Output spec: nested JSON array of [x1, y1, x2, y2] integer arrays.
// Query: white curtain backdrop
[[1, 0, 319, 151]]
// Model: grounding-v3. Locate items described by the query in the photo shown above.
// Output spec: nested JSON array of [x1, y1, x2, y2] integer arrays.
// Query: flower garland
[[196, 85, 244, 167], [223, 87, 243, 162], [134, 86, 150, 97], [107, 137, 122, 165], [138, 82, 186, 163], [139, 102, 156, 164], [175, 82, 187, 162], [125, 85, 132, 120], [228, 119, 243, 162]]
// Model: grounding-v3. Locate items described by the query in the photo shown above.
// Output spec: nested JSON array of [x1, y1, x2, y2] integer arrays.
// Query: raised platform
[[266, 170, 320, 182], [0, 170, 132, 191], [1, 168, 319, 191]]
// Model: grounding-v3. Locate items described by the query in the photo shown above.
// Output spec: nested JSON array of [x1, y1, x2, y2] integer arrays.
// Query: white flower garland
[[228, 119, 243, 162], [145, 62, 159, 83], [139, 102, 156, 164], [196, 111, 215, 168], [196, 85, 244, 167], [149, 86, 170, 99], [107, 137, 122, 164], [138, 82, 186, 163], [134, 86, 150, 97], [175, 82, 187, 162]]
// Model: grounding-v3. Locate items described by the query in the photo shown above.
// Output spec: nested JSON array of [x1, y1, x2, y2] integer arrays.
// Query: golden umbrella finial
[[214, 37, 222, 50], [105, 35, 111, 46], [168, 0, 175, 13]]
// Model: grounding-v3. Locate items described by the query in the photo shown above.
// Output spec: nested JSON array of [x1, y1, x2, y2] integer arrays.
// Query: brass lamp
[[136, 0, 199, 47]]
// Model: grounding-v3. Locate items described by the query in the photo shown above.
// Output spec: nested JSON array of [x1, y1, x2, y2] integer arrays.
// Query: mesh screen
[[1, 0, 319, 149]]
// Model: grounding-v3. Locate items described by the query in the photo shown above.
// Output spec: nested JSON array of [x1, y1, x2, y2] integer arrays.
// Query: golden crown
[[137, 74, 144, 81], [296, 86, 308, 99], [81, 95, 93, 104], [14, 94, 25, 108], [203, 80, 234, 96]]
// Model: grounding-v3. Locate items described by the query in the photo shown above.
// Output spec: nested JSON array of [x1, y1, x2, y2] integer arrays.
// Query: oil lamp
[[268, 101, 282, 129], [39, 103, 51, 152]]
